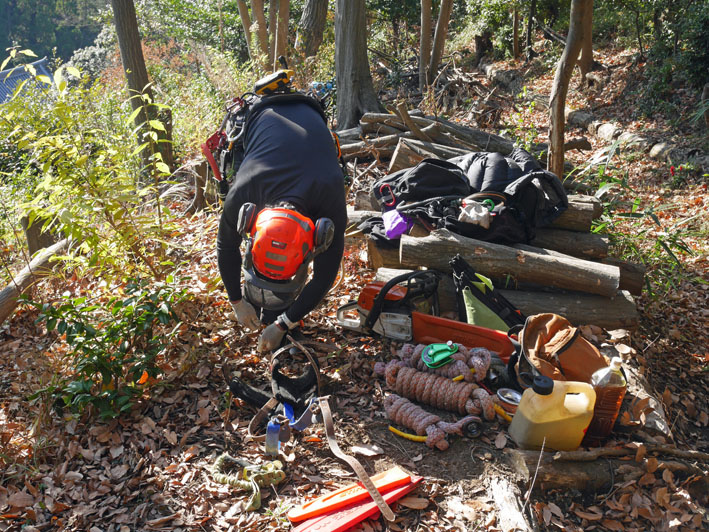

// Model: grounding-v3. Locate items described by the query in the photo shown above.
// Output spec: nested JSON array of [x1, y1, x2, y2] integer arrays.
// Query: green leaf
[[36, 74, 51, 85], [66, 66, 80, 78], [0, 56, 11, 70], [148, 120, 166, 132], [53, 67, 64, 89], [155, 162, 170, 174], [19, 49, 38, 57], [127, 106, 143, 125]]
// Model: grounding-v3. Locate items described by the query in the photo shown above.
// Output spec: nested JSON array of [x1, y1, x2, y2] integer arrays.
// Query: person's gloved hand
[[258, 322, 286, 353], [231, 299, 260, 331]]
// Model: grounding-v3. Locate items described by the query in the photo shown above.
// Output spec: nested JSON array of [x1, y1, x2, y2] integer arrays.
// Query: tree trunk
[[525, 0, 537, 58], [250, 0, 270, 63], [548, 0, 590, 179], [702, 83, 709, 129], [236, 0, 255, 64], [0, 238, 71, 326], [335, 0, 383, 130], [273, 0, 289, 69], [512, 8, 520, 59], [419, 0, 432, 92], [295, 0, 328, 58], [268, 0, 278, 65], [111, 0, 174, 173], [427, 0, 453, 86], [20, 216, 56, 256], [399, 229, 620, 297], [578, 0, 594, 84]]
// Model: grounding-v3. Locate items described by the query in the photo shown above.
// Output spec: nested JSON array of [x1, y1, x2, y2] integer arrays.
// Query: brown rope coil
[[395, 343, 493, 383], [376, 360, 495, 420], [384, 394, 481, 450]]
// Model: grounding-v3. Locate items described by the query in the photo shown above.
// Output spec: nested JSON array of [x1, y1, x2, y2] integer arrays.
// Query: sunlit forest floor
[[1, 42, 707, 532]]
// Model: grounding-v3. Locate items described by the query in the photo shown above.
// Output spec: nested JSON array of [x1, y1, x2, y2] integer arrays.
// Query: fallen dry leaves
[[1, 38, 708, 532]]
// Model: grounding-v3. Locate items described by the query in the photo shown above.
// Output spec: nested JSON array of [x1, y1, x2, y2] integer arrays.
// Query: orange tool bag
[[508, 313, 610, 389]]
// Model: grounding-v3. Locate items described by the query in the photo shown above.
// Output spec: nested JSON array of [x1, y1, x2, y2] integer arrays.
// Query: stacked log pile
[[342, 111, 644, 330]]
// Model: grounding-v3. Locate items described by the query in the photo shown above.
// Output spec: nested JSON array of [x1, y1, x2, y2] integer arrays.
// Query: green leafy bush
[[25, 278, 188, 419], [1, 61, 176, 278]]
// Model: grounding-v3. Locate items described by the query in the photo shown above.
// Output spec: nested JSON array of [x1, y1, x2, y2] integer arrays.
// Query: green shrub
[[25, 277, 188, 419]]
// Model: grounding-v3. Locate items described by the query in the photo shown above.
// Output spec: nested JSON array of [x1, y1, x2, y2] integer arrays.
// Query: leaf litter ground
[[1, 45, 708, 532]]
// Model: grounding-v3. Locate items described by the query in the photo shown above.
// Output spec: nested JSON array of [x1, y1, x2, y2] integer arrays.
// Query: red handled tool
[[287, 466, 411, 523], [291, 474, 423, 532]]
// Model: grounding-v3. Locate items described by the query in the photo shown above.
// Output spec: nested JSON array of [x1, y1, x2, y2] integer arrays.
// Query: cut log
[[501, 289, 638, 329], [0, 238, 71, 325], [399, 230, 620, 297], [388, 138, 471, 173], [340, 123, 440, 161], [373, 267, 638, 329], [361, 121, 403, 137], [549, 195, 602, 232], [602, 257, 646, 296], [506, 448, 708, 495], [335, 125, 363, 142], [530, 228, 608, 259], [360, 112, 516, 154]]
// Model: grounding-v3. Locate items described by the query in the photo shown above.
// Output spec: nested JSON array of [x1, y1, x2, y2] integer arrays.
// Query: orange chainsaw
[[336, 271, 440, 341], [337, 271, 514, 360]]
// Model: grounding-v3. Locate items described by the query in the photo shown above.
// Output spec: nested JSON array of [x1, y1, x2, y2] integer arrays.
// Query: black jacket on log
[[364, 147, 567, 247]]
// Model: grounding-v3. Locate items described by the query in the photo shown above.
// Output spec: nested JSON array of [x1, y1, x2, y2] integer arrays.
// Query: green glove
[[258, 322, 286, 353]]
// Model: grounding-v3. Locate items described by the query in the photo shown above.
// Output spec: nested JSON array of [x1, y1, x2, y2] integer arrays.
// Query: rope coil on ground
[[395, 343, 493, 383], [375, 360, 495, 420], [384, 394, 482, 450]]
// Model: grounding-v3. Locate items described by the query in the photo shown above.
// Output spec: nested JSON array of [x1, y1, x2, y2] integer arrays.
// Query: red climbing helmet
[[238, 203, 334, 310]]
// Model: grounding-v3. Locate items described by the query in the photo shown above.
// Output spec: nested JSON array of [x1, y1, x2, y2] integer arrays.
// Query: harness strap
[[247, 397, 280, 442], [318, 396, 395, 522]]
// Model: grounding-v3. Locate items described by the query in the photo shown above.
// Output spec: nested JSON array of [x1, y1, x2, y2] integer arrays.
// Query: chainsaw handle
[[336, 301, 363, 331], [363, 271, 439, 333]]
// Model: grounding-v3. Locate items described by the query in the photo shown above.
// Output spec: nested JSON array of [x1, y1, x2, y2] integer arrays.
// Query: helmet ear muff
[[237, 203, 258, 237], [314, 218, 334, 256]]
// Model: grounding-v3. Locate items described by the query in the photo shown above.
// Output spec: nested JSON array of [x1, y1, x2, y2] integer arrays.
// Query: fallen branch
[[552, 445, 709, 463], [506, 448, 708, 493], [0, 238, 71, 325]]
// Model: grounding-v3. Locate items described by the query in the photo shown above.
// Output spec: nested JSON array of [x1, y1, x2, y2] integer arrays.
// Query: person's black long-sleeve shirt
[[216, 99, 347, 324]]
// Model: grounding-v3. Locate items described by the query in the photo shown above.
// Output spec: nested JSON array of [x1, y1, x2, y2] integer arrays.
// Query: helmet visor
[[243, 263, 309, 311]]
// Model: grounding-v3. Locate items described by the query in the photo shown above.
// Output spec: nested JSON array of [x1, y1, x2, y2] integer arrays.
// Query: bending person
[[217, 95, 346, 353]]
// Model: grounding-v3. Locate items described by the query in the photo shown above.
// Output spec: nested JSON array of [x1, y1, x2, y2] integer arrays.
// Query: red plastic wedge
[[291, 475, 423, 532], [287, 466, 411, 523]]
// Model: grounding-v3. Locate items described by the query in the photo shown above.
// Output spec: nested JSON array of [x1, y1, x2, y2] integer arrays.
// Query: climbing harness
[[231, 334, 396, 522]]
